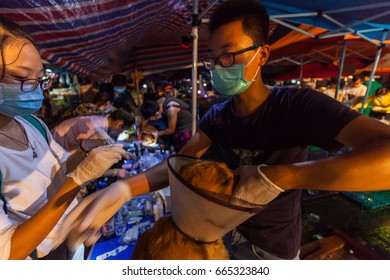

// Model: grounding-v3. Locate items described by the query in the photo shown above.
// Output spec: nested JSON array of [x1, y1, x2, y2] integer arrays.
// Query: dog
[[131, 160, 234, 260]]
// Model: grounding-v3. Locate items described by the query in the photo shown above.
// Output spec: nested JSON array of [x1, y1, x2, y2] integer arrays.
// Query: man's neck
[[232, 81, 272, 117]]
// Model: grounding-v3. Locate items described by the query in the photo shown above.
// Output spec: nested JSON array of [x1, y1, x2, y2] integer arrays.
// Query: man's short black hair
[[109, 108, 135, 127], [361, 71, 371, 78], [141, 100, 160, 120], [112, 74, 127, 87], [353, 74, 363, 82], [209, 0, 269, 44]]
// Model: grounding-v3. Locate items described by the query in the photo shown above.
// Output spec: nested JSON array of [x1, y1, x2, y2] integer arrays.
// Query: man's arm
[[264, 115, 390, 192], [158, 107, 179, 136], [131, 128, 212, 195]]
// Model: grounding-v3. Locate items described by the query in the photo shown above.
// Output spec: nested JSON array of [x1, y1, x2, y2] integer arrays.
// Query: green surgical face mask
[[211, 47, 261, 96]]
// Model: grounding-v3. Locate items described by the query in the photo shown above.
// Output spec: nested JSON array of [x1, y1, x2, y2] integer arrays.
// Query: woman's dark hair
[[141, 100, 160, 119], [375, 87, 387, 96], [209, 0, 269, 44], [0, 16, 37, 78]]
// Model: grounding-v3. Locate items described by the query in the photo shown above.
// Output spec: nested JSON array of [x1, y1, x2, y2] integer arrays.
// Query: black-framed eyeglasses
[[202, 44, 263, 70], [2, 75, 53, 92]]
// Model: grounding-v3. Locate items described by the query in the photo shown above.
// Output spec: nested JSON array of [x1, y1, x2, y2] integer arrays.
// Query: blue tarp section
[[263, 0, 390, 42]]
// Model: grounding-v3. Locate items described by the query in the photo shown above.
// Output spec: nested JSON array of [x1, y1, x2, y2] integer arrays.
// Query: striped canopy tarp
[[1, 0, 389, 82], [0, 0, 214, 81]]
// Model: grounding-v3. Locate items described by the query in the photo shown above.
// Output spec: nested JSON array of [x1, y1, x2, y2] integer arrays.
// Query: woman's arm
[[7, 145, 127, 259], [9, 178, 80, 259]]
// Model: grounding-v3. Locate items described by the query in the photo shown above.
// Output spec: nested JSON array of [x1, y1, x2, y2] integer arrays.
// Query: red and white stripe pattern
[[0, 0, 213, 81]]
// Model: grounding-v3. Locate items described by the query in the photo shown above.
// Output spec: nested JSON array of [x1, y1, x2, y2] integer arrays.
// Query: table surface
[[88, 236, 135, 260], [88, 216, 154, 260]]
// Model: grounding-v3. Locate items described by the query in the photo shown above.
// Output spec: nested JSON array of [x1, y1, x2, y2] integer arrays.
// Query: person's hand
[[233, 165, 284, 205], [140, 130, 158, 146], [81, 129, 115, 152], [69, 144, 127, 185], [55, 181, 132, 251], [112, 168, 131, 178]]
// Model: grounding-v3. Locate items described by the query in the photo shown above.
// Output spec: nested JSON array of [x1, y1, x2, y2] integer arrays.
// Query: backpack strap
[[21, 115, 49, 144]]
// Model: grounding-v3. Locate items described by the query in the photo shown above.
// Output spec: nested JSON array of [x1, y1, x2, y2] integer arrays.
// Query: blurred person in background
[[340, 74, 367, 107], [39, 89, 53, 123], [51, 108, 135, 155], [141, 97, 192, 152], [112, 74, 139, 116], [59, 83, 115, 123], [361, 71, 382, 98], [51, 108, 135, 183], [323, 77, 345, 100], [368, 84, 390, 119]]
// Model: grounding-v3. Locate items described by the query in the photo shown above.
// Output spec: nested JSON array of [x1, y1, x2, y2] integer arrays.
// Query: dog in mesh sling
[[131, 159, 234, 260]]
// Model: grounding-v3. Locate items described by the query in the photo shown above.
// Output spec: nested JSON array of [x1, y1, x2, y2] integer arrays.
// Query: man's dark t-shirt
[[199, 86, 361, 258]]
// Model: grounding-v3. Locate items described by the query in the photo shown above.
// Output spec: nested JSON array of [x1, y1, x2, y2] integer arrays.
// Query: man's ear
[[113, 120, 124, 129], [259, 44, 271, 66]]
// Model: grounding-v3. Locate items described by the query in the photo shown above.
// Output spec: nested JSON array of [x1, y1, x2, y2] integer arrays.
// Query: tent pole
[[360, 31, 388, 114], [299, 57, 303, 82], [191, 0, 199, 136], [335, 40, 347, 101]]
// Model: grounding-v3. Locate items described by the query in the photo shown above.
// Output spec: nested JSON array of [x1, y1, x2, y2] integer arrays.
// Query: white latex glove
[[55, 180, 132, 251], [233, 164, 284, 205], [69, 144, 127, 185], [81, 129, 115, 151]]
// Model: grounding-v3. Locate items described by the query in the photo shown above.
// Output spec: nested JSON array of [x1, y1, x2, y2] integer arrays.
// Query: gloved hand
[[55, 180, 132, 251], [69, 144, 127, 185], [81, 129, 115, 152], [233, 164, 284, 205]]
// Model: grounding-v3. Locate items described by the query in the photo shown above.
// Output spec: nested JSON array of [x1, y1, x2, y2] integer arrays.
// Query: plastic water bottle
[[121, 205, 130, 222], [114, 214, 127, 236], [101, 216, 115, 239], [144, 200, 153, 217]]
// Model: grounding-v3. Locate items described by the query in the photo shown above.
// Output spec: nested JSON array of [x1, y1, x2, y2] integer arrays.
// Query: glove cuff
[[257, 165, 285, 193], [68, 167, 88, 186]]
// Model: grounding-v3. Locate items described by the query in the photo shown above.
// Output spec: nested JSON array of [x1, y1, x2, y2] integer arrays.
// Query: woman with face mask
[[0, 16, 128, 260]]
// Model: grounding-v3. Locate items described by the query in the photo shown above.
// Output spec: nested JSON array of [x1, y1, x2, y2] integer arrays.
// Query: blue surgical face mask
[[0, 83, 44, 117], [114, 87, 126, 94], [211, 47, 261, 96]]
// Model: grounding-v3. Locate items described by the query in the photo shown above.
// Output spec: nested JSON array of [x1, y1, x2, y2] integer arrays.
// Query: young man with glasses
[[60, 0, 390, 260]]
